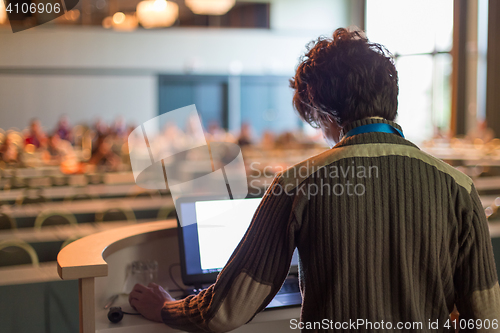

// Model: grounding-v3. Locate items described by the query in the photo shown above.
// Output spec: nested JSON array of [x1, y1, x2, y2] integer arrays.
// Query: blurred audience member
[[43, 133, 83, 173], [260, 131, 275, 150], [126, 124, 137, 138], [0, 135, 21, 164], [42, 133, 72, 164], [207, 122, 235, 143], [55, 115, 72, 142], [113, 116, 127, 139], [207, 122, 226, 142], [3, 114, 335, 173], [467, 120, 495, 143], [237, 123, 253, 147], [89, 134, 121, 171], [275, 131, 300, 148], [24, 118, 47, 149], [93, 118, 109, 137], [432, 126, 448, 140]]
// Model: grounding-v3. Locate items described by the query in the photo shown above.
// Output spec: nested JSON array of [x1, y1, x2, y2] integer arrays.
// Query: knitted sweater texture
[[162, 118, 500, 332]]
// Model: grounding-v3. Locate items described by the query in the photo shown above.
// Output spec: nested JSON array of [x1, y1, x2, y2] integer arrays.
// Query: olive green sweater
[[162, 118, 500, 332]]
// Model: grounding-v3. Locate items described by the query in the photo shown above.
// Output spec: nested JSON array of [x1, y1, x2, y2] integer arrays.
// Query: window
[[158, 75, 299, 139], [366, 0, 454, 143]]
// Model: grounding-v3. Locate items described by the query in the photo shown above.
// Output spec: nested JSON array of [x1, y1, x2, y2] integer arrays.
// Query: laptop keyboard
[[180, 276, 302, 309]]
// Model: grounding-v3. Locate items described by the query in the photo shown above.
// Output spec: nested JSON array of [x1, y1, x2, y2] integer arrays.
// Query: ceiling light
[[113, 12, 126, 25], [136, 0, 178, 29], [0, 0, 7, 24], [185, 0, 235, 15], [105, 12, 138, 31]]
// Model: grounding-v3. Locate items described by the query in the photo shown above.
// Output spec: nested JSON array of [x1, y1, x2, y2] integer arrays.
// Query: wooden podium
[[57, 220, 300, 333]]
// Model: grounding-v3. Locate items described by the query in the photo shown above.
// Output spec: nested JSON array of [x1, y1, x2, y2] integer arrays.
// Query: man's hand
[[129, 282, 175, 323]]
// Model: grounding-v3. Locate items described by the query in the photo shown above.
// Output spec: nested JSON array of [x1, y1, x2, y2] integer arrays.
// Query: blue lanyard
[[343, 123, 404, 139]]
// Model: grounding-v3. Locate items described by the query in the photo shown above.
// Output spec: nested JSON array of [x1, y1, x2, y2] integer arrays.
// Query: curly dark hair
[[290, 28, 399, 128]]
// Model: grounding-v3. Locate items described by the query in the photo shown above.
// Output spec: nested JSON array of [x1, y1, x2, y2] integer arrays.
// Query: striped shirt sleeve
[[454, 184, 500, 331], [161, 175, 299, 332]]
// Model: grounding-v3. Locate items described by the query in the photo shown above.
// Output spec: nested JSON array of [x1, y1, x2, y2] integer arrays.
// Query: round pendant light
[[136, 0, 179, 29], [185, 0, 235, 15]]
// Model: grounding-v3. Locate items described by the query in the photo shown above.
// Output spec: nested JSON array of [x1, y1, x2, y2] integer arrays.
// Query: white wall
[[0, 28, 312, 130], [0, 75, 156, 130], [270, 0, 349, 33], [0, 28, 321, 72], [0, 0, 352, 130]]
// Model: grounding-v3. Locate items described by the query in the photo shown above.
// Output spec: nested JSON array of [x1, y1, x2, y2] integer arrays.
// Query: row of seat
[[1, 174, 110, 190], [0, 205, 177, 230], [0, 206, 178, 268], [1, 188, 164, 207], [0, 240, 40, 267], [0, 237, 82, 268]]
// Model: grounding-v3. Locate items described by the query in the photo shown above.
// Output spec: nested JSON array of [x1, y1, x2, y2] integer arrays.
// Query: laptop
[[176, 195, 302, 310]]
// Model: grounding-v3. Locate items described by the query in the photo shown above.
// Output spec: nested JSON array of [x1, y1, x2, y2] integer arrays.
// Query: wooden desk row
[[1, 196, 174, 219], [0, 180, 496, 228], [1, 168, 134, 181], [0, 220, 167, 287], [0, 183, 152, 203], [0, 261, 60, 286], [0, 171, 135, 188], [473, 177, 500, 191], [0, 192, 497, 255], [2, 218, 499, 288], [0, 220, 138, 243], [422, 144, 500, 164]]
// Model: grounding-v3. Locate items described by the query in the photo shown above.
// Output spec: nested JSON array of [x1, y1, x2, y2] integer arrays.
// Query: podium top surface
[[57, 219, 177, 280]]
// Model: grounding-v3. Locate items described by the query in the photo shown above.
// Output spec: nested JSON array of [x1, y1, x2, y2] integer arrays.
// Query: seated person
[[237, 123, 253, 147], [42, 133, 69, 164], [88, 134, 121, 171], [0, 136, 21, 164], [42, 133, 81, 173], [24, 118, 47, 149], [55, 115, 72, 142]]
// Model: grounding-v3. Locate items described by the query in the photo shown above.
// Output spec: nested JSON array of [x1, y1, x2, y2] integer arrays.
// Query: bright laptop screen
[[177, 196, 298, 286]]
